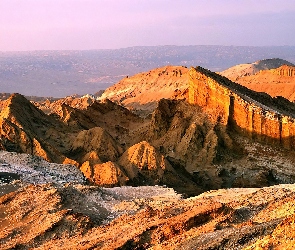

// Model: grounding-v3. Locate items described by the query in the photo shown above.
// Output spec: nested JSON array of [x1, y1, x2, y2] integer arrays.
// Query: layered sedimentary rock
[[270, 64, 295, 77], [99, 65, 189, 113], [220, 58, 295, 80], [221, 63, 295, 102], [2, 181, 295, 249], [189, 66, 295, 149]]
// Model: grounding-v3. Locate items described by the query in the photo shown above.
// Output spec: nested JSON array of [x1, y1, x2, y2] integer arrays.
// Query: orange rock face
[[80, 161, 128, 187], [223, 65, 295, 102], [189, 66, 295, 149], [2, 183, 295, 249], [270, 64, 295, 77], [0, 94, 68, 163], [99, 65, 189, 112]]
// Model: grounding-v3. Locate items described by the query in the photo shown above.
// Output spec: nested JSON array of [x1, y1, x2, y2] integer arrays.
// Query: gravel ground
[[0, 151, 86, 185]]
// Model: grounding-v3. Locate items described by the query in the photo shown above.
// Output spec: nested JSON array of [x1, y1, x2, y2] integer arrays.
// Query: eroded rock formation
[[80, 161, 128, 187], [221, 63, 295, 102], [2, 181, 295, 249], [2, 64, 295, 194], [270, 64, 295, 77], [189, 66, 295, 149], [0, 94, 73, 163], [99, 65, 189, 114]]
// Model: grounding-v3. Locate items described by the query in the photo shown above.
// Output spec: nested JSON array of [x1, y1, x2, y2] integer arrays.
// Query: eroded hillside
[[220, 59, 295, 102], [2, 64, 295, 196], [219, 58, 294, 80], [1, 175, 295, 249], [2, 63, 295, 249], [99, 65, 189, 113]]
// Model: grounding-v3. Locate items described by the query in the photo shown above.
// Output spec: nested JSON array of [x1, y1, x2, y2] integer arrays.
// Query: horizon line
[[1, 44, 295, 53]]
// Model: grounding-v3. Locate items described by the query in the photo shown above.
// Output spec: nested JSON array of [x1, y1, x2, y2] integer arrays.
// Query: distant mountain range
[[1, 45, 295, 97]]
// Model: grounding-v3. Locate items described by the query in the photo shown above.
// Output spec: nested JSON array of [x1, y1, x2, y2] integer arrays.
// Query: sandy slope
[[220, 59, 295, 102], [99, 65, 189, 112]]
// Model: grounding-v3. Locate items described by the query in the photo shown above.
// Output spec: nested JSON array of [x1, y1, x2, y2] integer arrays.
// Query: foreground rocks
[[1, 180, 295, 249], [0, 151, 294, 249]]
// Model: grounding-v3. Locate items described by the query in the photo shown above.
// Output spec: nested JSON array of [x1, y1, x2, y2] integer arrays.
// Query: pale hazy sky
[[1, 0, 295, 51]]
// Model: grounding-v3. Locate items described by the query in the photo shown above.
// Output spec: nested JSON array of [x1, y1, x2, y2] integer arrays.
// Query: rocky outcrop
[[2, 181, 295, 249], [55, 98, 143, 142], [189, 66, 295, 149], [221, 63, 295, 102], [148, 99, 239, 165], [80, 161, 128, 187], [0, 94, 72, 163], [270, 64, 295, 77], [118, 141, 167, 182], [117, 141, 202, 194], [99, 65, 189, 113], [0, 94, 137, 187], [71, 127, 123, 163], [35, 95, 96, 115], [219, 58, 295, 80]]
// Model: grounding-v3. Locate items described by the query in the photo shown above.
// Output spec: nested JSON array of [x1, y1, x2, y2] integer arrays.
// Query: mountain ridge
[[189, 66, 295, 149], [98, 65, 189, 113], [3, 61, 295, 248], [219, 58, 295, 102], [220, 58, 295, 80]]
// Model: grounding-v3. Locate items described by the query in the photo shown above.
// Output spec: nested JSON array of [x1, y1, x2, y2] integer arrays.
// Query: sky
[[1, 0, 295, 51]]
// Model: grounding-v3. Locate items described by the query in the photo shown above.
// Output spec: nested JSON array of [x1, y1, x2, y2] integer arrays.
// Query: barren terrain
[[220, 59, 295, 102], [1, 58, 295, 249], [1, 153, 295, 249]]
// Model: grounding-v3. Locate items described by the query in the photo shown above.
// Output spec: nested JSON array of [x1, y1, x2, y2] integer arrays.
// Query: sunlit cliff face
[[189, 66, 295, 149]]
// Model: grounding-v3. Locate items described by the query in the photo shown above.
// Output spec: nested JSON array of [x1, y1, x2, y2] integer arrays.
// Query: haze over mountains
[[1, 45, 295, 97]]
